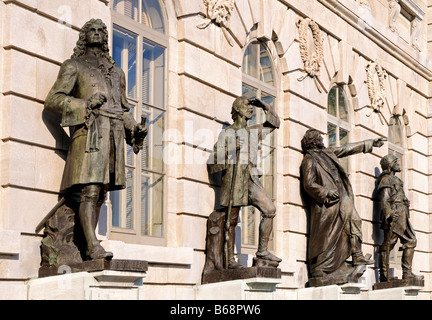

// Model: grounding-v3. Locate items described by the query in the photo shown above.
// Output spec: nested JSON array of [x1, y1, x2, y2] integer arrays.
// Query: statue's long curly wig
[[71, 18, 116, 65]]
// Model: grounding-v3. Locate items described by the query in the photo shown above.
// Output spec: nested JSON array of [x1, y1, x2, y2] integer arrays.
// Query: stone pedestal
[[38, 259, 148, 278], [297, 283, 366, 300], [373, 278, 424, 290], [29, 259, 148, 300], [195, 277, 282, 300], [201, 266, 281, 284], [368, 286, 424, 300]]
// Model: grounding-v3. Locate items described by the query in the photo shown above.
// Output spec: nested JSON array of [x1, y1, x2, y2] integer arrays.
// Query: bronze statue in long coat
[[44, 19, 147, 261], [301, 129, 384, 285]]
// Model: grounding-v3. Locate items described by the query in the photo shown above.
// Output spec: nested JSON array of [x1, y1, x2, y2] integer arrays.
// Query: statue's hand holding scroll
[[132, 115, 148, 154]]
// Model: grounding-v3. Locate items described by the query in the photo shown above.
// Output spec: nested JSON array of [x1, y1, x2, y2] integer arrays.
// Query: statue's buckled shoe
[[256, 250, 282, 263], [87, 244, 113, 261]]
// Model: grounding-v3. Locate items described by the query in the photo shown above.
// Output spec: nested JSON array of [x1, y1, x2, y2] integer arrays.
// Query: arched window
[[110, 0, 167, 244], [241, 40, 277, 249], [327, 84, 350, 170]]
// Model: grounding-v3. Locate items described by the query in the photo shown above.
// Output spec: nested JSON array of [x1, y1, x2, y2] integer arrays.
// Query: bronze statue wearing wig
[[44, 19, 147, 260]]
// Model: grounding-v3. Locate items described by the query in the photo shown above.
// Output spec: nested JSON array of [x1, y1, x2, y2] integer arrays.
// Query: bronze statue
[[377, 154, 423, 283], [300, 128, 385, 286], [41, 19, 147, 265], [203, 95, 281, 278]]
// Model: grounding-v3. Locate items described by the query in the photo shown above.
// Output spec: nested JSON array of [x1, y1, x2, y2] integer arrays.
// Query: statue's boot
[[402, 248, 424, 281], [80, 185, 113, 261], [256, 217, 281, 262], [87, 243, 113, 260], [227, 225, 243, 269], [351, 236, 374, 266], [378, 249, 395, 282]]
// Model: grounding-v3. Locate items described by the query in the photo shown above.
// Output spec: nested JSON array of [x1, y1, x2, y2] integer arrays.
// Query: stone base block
[[28, 269, 147, 300], [201, 266, 281, 285], [373, 278, 424, 290], [297, 283, 366, 300], [368, 286, 424, 300], [38, 259, 148, 278], [195, 277, 282, 300]]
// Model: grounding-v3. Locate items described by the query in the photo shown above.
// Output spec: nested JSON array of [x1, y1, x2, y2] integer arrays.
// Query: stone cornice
[[318, 0, 432, 81], [398, 0, 425, 21]]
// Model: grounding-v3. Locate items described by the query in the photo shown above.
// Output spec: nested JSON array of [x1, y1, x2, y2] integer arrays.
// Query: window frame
[[240, 40, 278, 253], [108, 0, 168, 246], [327, 84, 352, 173]]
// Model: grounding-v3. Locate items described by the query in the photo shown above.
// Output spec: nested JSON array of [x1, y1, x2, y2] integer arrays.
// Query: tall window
[[327, 84, 350, 170], [109, 0, 167, 243], [388, 115, 404, 179], [241, 41, 276, 249]]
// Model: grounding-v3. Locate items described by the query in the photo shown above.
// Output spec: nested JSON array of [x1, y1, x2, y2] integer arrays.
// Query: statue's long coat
[[45, 54, 137, 192], [301, 140, 374, 274]]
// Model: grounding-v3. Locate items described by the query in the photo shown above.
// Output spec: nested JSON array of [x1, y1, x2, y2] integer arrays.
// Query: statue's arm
[[247, 100, 280, 142], [256, 99, 280, 133], [208, 131, 230, 174], [332, 138, 385, 158], [379, 187, 393, 227], [44, 59, 87, 127], [331, 140, 374, 158], [301, 156, 329, 204]]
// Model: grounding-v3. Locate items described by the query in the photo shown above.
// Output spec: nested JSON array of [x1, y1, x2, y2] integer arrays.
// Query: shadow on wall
[[299, 163, 312, 287], [372, 166, 384, 283], [41, 108, 70, 161]]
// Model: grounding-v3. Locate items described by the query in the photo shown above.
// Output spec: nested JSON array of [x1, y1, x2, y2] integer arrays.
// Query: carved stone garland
[[296, 18, 324, 92], [365, 62, 388, 123], [197, 0, 235, 46]]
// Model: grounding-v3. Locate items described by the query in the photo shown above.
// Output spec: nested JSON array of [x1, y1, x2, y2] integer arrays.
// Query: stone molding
[[318, 0, 432, 80], [387, 0, 425, 51]]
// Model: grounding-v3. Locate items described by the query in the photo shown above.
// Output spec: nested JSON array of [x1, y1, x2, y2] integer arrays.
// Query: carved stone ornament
[[296, 18, 324, 92], [197, 0, 235, 46], [388, 0, 401, 32], [365, 62, 388, 123]]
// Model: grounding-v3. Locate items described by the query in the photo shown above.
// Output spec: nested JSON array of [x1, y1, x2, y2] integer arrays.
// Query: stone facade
[[0, 0, 432, 299]]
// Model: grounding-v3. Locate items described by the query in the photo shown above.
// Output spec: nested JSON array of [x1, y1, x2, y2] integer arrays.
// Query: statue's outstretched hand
[[373, 137, 386, 148]]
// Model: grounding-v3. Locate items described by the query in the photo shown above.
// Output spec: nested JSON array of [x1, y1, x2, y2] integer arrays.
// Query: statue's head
[[301, 128, 325, 153], [380, 153, 400, 173], [71, 18, 115, 64], [231, 96, 253, 121]]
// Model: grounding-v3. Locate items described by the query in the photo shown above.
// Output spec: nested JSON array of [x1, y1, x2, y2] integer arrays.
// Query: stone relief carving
[[388, 0, 424, 51], [388, 0, 401, 32], [365, 62, 388, 123], [296, 17, 324, 92], [197, 0, 235, 46]]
